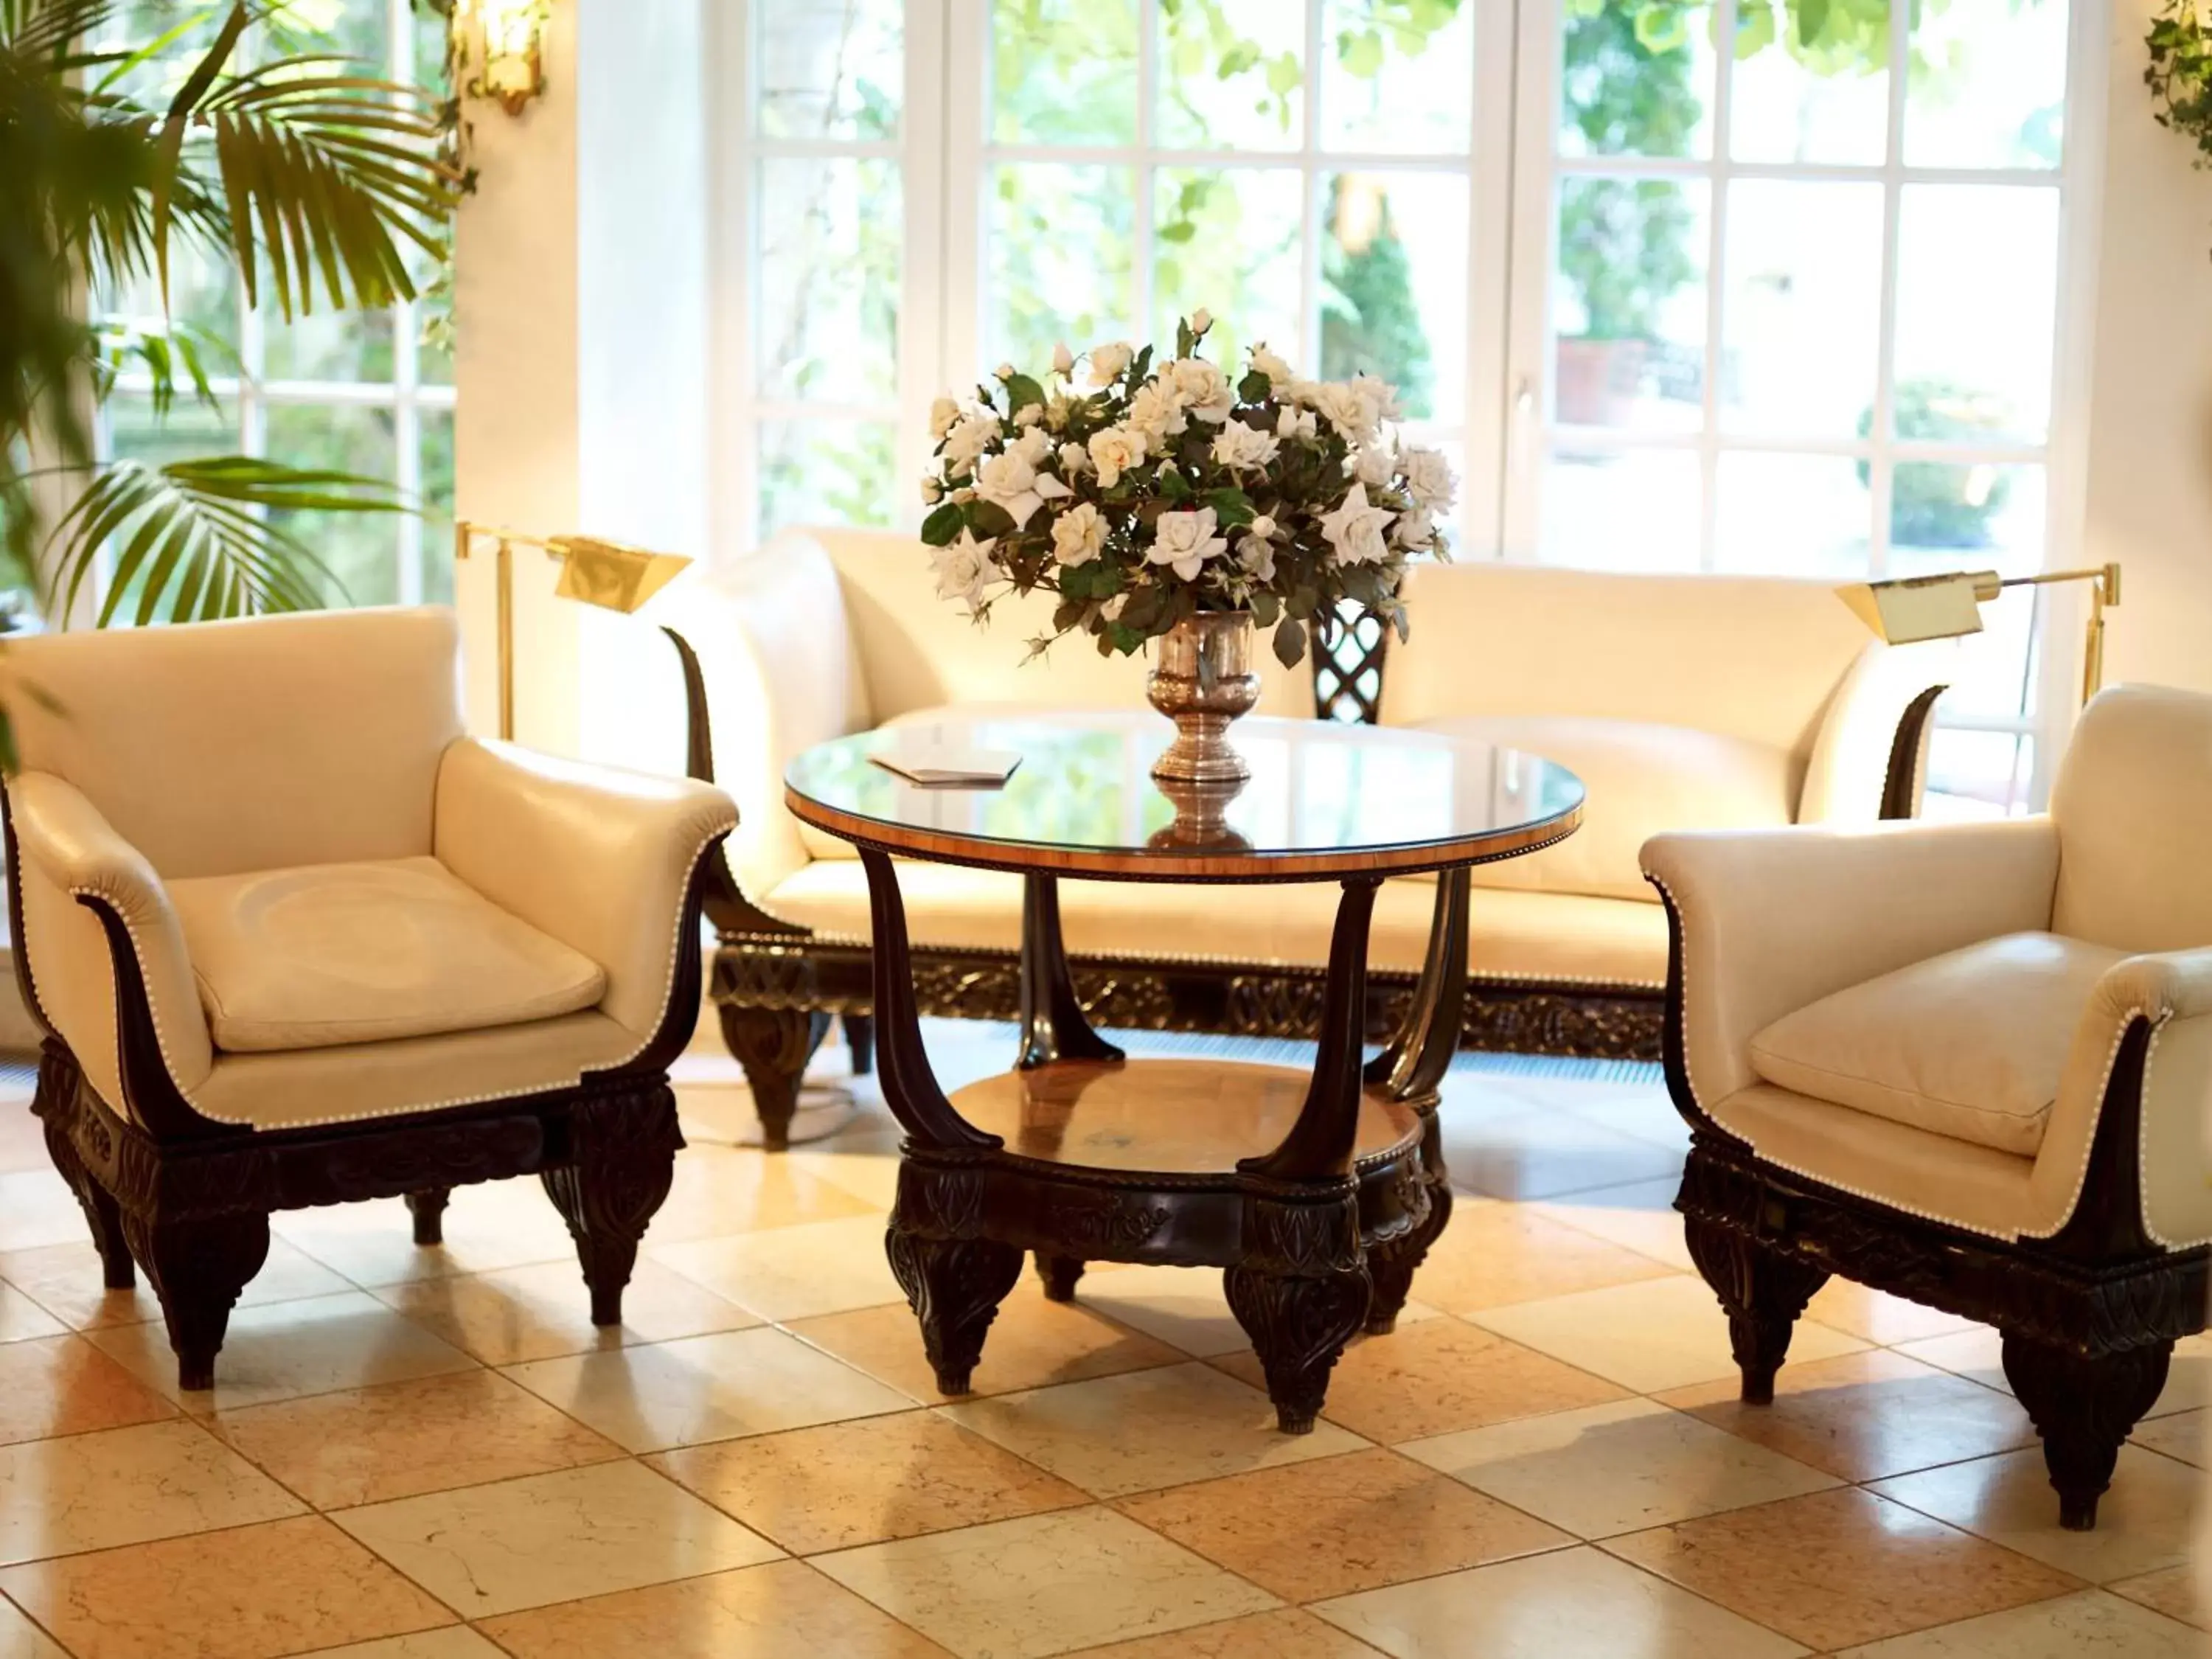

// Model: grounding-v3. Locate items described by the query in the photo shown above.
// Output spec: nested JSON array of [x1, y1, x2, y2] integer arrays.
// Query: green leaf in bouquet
[[1203, 487, 1256, 526], [1132, 345, 1155, 383], [1108, 622, 1149, 655], [1273, 616, 1307, 669], [967, 501, 1017, 538], [1176, 319, 1195, 360], [1158, 467, 1193, 503], [1053, 597, 1088, 631], [1237, 369, 1271, 403], [1286, 585, 1320, 622], [920, 502, 964, 546], [1120, 584, 1166, 630], [1251, 589, 1281, 627], [1005, 372, 1046, 415]]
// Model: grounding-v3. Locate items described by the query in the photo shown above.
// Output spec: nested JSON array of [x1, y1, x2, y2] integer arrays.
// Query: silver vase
[[1147, 611, 1262, 785]]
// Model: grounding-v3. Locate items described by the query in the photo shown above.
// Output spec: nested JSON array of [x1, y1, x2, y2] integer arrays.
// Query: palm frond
[[42, 456, 396, 627], [86, 311, 237, 414]]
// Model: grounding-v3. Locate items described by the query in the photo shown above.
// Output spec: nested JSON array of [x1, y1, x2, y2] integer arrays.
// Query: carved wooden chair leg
[[540, 1089, 684, 1325], [39, 1126, 133, 1290], [124, 1211, 271, 1391], [1034, 1252, 1085, 1302], [2002, 1332, 2173, 1531], [842, 1014, 875, 1077], [1225, 1250, 1371, 1435], [405, 1189, 451, 1246], [888, 1225, 1026, 1395], [720, 1005, 830, 1151], [1682, 1208, 1829, 1404]]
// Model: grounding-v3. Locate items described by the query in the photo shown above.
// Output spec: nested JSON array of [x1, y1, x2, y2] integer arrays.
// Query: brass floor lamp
[[453, 521, 692, 740], [1837, 563, 2122, 706]]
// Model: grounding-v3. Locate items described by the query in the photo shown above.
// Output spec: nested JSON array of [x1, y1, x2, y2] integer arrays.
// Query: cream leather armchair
[[4, 608, 737, 1388], [1641, 683, 2212, 1531]]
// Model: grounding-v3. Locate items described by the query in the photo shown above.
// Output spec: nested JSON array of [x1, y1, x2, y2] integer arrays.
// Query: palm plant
[[1, 0, 457, 628]]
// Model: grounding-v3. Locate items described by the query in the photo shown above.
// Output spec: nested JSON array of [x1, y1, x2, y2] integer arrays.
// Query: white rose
[[1249, 342, 1293, 383], [1087, 425, 1149, 488], [1400, 445, 1457, 509], [1190, 307, 1213, 335], [1392, 507, 1438, 549], [975, 448, 1068, 527], [1147, 507, 1228, 582], [1088, 341, 1135, 386], [1249, 513, 1276, 539], [1237, 532, 1276, 585], [942, 413, 998, 473], [928, 397, 961, 439], [1011, 425, 1054, 465], [1350, 371, 1402, 427], [921, 475, 943, 504], [1164, 357, 1234, 423], [1276, 404, 1317, 441], [931, 529, 997, 615], [1052, 340, 1076, 375], [1211, 421, 1279, 471], [1051, 501, 1108, 566], [1318, 481, 1395, 567], [994, 361, 1015, 381], [1058, 442, 1090, 475], [1352, 445, 1394, 487], [1127, 380, 1188, 443], [1309, 381, 1377, 443]]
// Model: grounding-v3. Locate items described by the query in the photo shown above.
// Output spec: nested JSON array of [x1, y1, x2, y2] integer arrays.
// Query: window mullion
[[1299, 0, 1324, 370], [1135, 0, 1156, 339], [389, 0, 422, 604], [1867, 0, 1910, 582], [1698, 0, 1736, 574]]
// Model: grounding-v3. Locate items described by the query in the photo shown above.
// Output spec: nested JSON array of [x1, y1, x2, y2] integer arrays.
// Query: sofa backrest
[[1380, 562, 1878, 762], [2051, 684, 2212, 953], [805, 526, 1316, 723], [6, 607, 462, 879]]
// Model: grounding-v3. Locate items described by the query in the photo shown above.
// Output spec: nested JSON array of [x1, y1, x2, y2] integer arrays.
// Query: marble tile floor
[[0, 1029, 2199, 1658]]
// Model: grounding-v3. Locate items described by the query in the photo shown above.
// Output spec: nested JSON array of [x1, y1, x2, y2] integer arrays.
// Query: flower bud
[[1052, 340, 1076, 375], [1191, 308, 1213, 335]]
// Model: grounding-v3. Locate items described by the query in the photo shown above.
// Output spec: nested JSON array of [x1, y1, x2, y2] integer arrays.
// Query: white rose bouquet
[[919, 313, 1455, 668]]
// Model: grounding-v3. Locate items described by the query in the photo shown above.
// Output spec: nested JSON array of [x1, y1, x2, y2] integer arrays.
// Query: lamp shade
[[1834, 571, 1999, 646], [549, 537, 692, 614]]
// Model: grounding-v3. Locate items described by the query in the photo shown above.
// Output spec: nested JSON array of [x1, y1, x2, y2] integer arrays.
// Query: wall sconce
[[453, 0, 550, 116]]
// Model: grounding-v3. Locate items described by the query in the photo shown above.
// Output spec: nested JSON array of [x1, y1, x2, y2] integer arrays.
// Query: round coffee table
[[785, 712, 1585, 1432]]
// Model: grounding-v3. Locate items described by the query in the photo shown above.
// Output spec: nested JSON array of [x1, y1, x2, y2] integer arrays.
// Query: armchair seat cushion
[[1747, 931, 2127, 1157], [169, 856, 608, 1054]]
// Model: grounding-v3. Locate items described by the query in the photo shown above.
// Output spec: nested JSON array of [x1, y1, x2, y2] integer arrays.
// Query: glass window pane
[[756, 0, 902, 141], [1721, 178, 1883, 439], [1924, 727, 2034, 819], [1559, 0, 1714, 161], [1893, 184, 2057, 445], [1152, 168, 1301, 372], [757, 157, 902, 405], [1540, 447, 1702, 570], [263, 0, 386, 68], [104, 393, 239, 470], [992, 0, 1138, 146], [760, 419, 898, 538], [988, 164, 1137, 371], [1728, 25, 1889, 164], [265, 403, 401, 607], [1554, 177, 1707, 433], [96, 245, 237, 370], [1158, 0, 1303, 152], [419, 408, 455, 605], [1907, 0, 2067, 168], [263, 306, 395, 383], [1323, 0, 1475, 155], [1321, 172, 1470, 425], [1713, 452, 1870, 576]]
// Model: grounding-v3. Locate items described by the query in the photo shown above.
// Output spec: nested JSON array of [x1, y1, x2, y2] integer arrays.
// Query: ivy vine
[[2146, 0, 2212, 170]]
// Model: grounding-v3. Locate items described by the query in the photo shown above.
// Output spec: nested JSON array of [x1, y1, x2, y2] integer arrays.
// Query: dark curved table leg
[[857, 846, 996, 1152], [1361, 865, 1467, 1333], [1018, 873, 1124, 1071], [1034, 1252, 1085, 1301]]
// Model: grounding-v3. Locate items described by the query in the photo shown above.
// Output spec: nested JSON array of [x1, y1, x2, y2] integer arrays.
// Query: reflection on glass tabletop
[[783, 711, 1585, 882]]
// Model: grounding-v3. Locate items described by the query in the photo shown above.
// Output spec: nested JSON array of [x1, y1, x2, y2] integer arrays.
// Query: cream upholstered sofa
[[661, 527, 1944, 1144], [1642, 684, 2212, 1530], [4, 608, 737, 1388]]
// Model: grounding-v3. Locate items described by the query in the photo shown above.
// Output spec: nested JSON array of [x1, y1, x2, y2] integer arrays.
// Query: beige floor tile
[[0, 1596, 64, 1658], [1116, 1446, 1570, 1601], [1402, 1397, 1840, 1538], [815, 1505, 1278, 1659], [1212, 1314, 1627, 1444], [1806, 1281, 1980, 1345], [0, 1287, 63, 1348], [942, 1361, 1366, 1499], [1658, 1349, 2037, 1483], [1832, 1587, 2208, 1656], [0, 1236, 351, 1332], [0, 1419, 302, 1563], [650, 1214, 904, 1321], [333, 1459, 782, 1618], [1469, 1275, 1867, 1394], [274, 1184, 582, 1287], [86, 1290, 476, 1412], [2110, 1565, 2210, 1631], [0, 1335, 175, 1446], [504, 1326, 914, 1453], [481, 1557, 953, 1657], [1872, 1444, 2203, 1583], [1068, 1607, 1378, 1657], [376, 1257, 759, 1368], [1893, 1330, 2212, 1422], [791, 1277, 1183, 1400], [652, 1409, 1085, 1554], [0, 1172, 101, 1255], [207, 1368, 625, 1507], [1405, 1197, 1680, 1315], [1059, 1264, 1249, 1357], [1564, 1091, 1694, 1151], [1604, 1487, 2081, 1651], [2132, 1408, 2205, 1469], [644, 1143, 885, 1239], [0, 1514, 453, 1659], [1313, 1543, 1808, 1659], [1441, 1105, 1683, 1202], [786, 1141, 905, 1210], [1528, 1176, 1697, 1271], [297, 1632, 510, 1659]]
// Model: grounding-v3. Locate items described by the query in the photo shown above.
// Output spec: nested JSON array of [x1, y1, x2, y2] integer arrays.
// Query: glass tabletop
[[783, 711, 1585, 883]]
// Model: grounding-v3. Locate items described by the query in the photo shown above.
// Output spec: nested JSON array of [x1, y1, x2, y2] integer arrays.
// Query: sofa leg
[[542, 1088, 683, 1326], [39, 1122, 134, 1291], [888, 1225, 1025, 1396], [2002, 1332, 2172, 1531], [842, 1014, 875, 1077], [719, 1005, 830, 1151], [124, 1211, 271, 1391], [405, 1189, 450, 1246], [1034, 1252, 1085, 1301], [1683, 1214, 1829, 1405]]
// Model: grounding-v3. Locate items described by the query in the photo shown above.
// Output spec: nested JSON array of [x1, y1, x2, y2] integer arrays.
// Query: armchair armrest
[[1642, 817, 2060, 1108], [7, 771, 213, 1105], [434, 738, 738, 1042]]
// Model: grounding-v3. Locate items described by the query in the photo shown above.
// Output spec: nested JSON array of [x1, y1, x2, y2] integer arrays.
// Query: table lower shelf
[[950, 1057, 1422, 1175]]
